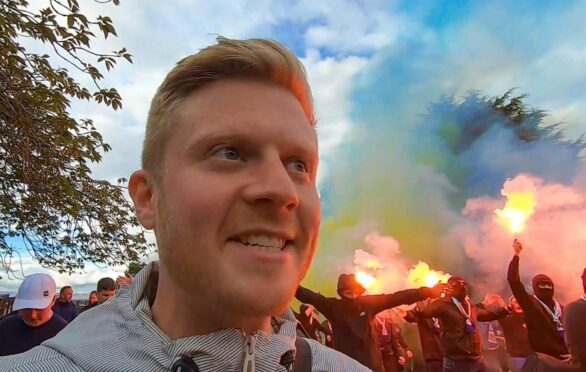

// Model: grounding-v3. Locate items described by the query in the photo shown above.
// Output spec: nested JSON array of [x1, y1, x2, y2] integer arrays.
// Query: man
[[296, 273, 445, 371], [79, 277, 116, 313], [52, 286, 77, 323], [374, 312, 411, 372], [563, 266, 586, 369], [295, 304, 330, 343], [498, 296, 532, 372], [417, 276, 510, 372], [321, 319, 335, 348], [477, 294, 509, 372], [0, 273, 67, 356], [405, 299, 443, 372], [0, 37, 368, 371], [507, 239, 569, 359]]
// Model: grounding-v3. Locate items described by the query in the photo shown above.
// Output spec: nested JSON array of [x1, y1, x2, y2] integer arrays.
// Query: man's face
[[341, 289, 361, 300], [60, 288, 73, 302], [97, 289, 116, 304], [535, 281, 554, 302], [450, 279, 468, 298], [151, 79, 320, 317], [89, 292, 98, 305], [19, 305, 53, 327]]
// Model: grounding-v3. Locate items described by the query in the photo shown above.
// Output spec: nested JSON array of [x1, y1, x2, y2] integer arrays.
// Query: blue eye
[[287, 159, 308, 173], [214, 147, 240, 160]]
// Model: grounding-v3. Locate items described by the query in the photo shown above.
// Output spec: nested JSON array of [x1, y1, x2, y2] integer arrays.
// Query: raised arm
[[295, 286, 335, 320], [507, 240, 532, 308], [360, 284, 445, 315], [476, 305, 510, 322]]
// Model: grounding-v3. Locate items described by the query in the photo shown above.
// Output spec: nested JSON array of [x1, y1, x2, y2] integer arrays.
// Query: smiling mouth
[[233, 234, 289, 253]]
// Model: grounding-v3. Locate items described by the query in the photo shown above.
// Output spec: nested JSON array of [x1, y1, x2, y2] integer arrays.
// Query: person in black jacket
[[563, 266, 586, 369], [507, 239, 569, 360], [296, 273, 445, 372], [497, 296, 532, 372], [417, 276, 510, 372], [374, 312, 412, 372], [294, 304, 331, 343], [404, 299, 443, 372]]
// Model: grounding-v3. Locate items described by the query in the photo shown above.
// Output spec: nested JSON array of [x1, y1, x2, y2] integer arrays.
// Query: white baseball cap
[[13, 273, 56, 311]]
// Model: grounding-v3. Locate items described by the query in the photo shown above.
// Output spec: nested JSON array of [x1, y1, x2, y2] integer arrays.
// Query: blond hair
[[142, 36, 315, 173]]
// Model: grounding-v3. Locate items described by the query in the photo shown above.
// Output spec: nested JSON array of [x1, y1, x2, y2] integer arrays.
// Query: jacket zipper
[[242, 332, 257, 372]]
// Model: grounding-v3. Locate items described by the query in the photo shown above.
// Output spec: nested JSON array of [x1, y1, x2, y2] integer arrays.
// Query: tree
[[0, 0, 151, 277], [124, 261, 145, 277], [415, 89, 585, 205]]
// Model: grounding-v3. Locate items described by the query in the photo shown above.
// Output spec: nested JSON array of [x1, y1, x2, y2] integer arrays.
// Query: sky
[[2, 0, 586, 300]]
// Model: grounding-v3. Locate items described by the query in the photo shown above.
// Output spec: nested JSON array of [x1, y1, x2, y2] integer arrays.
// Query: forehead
[[172, 79, 317, 153]]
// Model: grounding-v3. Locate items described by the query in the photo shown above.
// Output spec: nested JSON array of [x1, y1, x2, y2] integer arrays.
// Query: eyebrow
[[186, 131, 318, 159]]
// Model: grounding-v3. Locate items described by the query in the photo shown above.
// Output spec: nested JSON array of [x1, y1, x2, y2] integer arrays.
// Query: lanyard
[[452, 297, 471, 319], [377, 317, 389, 336], [533, 295, 563, 331]]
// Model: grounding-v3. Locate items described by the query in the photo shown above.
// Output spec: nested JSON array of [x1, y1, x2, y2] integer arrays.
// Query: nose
[[243, 153, 300, 212], [30, 309, 40, 320]]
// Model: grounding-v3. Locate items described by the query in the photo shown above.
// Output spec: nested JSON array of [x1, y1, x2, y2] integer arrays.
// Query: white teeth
[[238, 235, 286, 251]]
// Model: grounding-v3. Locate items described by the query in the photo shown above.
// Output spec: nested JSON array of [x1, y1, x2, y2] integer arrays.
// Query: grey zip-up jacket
[[0, 262, 370, 372]]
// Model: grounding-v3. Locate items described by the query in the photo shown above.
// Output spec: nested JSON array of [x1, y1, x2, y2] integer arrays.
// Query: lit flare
[[355, 270, 376, 289], [495, 191, 536, 234]]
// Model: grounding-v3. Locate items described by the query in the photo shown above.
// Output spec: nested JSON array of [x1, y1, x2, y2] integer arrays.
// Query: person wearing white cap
[[0, 273, 67, 356]]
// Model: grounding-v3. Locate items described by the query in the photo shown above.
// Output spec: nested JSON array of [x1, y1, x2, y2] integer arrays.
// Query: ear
[[129, 170, 157, 230]]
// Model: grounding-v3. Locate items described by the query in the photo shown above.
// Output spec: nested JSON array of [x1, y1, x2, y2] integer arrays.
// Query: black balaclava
[[532, 274, 554, 303]]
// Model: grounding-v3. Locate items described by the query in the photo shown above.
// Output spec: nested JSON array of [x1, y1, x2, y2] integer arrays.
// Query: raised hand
[[513, 239, 523, 256]]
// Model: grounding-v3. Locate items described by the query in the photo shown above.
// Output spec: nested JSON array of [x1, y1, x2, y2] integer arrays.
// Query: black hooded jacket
[[507, 255, 569, 359], [296, 286, 432, 372]]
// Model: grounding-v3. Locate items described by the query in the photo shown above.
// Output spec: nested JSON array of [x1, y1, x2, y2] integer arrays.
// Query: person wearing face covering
[[417, 276, 510, 372], [562, 266, 586, 368], [296, 273, 446, 372], [507, 239, 569, 360]]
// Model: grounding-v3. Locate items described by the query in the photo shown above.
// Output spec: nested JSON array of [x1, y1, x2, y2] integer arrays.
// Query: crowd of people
[[0, 36, 584, 371], [1, 239, 584, 372], [0, 274, 127, 357], [294, 239, 586, 371]]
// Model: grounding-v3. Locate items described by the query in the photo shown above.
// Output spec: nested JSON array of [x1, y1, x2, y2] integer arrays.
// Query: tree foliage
[[124, 261, 145, 277], [428, 89, 582, 155], [0, 0, 151, 276], [415, 89, 585, 206]]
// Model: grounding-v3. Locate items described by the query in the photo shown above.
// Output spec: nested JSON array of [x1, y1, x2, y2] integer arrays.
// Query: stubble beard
[[155, 190, 316, 324]]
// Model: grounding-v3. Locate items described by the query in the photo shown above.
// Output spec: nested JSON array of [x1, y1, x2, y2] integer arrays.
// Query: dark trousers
[[426, 359, 443, 372], [443, 357, 487, 372]]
